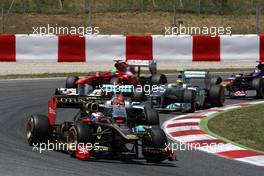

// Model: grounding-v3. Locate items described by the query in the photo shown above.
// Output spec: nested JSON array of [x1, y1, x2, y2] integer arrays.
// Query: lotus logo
[[57, 97, 96, 104]]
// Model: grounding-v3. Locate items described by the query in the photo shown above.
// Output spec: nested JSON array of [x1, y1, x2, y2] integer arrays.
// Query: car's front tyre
[[142, 127, 167, 163]]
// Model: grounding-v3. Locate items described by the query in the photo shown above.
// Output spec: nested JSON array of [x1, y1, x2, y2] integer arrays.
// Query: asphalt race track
[[0, 74, 263, 176]]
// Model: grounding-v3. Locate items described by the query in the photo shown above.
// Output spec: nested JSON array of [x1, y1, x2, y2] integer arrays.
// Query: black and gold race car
[[25, 94, 175, 163]]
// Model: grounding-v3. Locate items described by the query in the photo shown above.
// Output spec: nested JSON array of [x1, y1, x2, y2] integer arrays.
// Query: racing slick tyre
[[208, 85, 225, 107], [252, 78, 264, 99], [66, 76, 79, 88], [144, 107, 160, 126], [211, 76, 222, 85], [142, 127, 167, 163], [183, 89, 196, 113], [67, 123, 93, 156], [132, 89, 145, 102], [144, 102, 152, 109], [150, 74, 167, 85], [25, 114, 50, 146]]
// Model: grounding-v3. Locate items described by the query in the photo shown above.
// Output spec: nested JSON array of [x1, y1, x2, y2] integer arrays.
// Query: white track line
[[236, 156, 264, 166], [168, 118, 201, 124], [166, 126, 200, 133], [170, 134, 216, 143], [199, 143, 246, 154]]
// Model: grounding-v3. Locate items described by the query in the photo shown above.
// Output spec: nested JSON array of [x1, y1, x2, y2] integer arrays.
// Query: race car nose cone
[[75, 145, 91, 159]]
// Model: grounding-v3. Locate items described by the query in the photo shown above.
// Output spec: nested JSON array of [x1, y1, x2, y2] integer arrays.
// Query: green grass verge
[[206, 104, 264, 153], [0, 68, 251, 80]]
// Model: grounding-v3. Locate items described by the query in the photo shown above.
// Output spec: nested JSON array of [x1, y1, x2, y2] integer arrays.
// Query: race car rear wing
[[126, 59, 157, 76], [126, 59, 154, 67], [48, 95, 104, 125], [47, 84, 134, 125], [55, 84, 134, 96], [183, 71, 209, 78], [50, 95, 103, 108]]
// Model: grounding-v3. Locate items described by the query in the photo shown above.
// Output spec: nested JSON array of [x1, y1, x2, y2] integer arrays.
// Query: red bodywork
[[75, 145, 92, 159], [48, 96, 57, 125], [75, 71, 139, 87]]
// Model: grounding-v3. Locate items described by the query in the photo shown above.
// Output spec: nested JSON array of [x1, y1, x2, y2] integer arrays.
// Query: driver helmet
[[115, 62, 127, 73], [176, 74, 183, 84], [113, 95, 125, 105], [112, 67, 117, 75], [257, 64, 264, 71], [176, 79, 183, 84], [117, 95, 125, 105]]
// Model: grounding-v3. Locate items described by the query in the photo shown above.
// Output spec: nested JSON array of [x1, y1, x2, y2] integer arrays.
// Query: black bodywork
[[25, 94, 175, 162]]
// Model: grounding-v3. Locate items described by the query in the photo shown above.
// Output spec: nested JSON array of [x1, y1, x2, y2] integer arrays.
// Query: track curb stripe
[[166, 122, 199, 128], [170, 130, 205, 137], [163, 100, 264, 167], [185, 139, 227, 147], [216, 150, 263, 159], [175, 115, 207, 120]]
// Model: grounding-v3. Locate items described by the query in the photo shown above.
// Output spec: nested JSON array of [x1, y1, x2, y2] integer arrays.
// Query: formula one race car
[[25, 94, 175, 163], [65, 59, 167, 95], [102, 93, 160, 126], [55, 83, 159, 126], [221, 61, 264, 98], [149, 71, 225, 113]]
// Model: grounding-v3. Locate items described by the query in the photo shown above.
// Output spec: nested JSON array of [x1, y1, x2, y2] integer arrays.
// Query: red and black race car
[[25, 94, 175, 162], [221, 61, 264, 98], [65, 59, 167, 95]]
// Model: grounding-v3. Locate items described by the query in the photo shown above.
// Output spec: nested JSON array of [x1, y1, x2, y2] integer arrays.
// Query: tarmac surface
[[0, 75, 263, 176]]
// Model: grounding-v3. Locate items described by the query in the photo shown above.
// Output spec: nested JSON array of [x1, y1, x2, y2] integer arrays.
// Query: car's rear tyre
[[78, 84, 93, 95], [183, 89, 196, 113], [142, 127, 167, 163], [164, 89, 184, 101], [25, 114, 50, 146], [66, 76, 79, 88], [144, 107, 160, 126], [67, 123, 93, 156], [211, 76, 222, 85], [151, 74, 167, 85], [208, 85, 225, 107], [252, 78, 264, 99], [132, 89, 144, 102]]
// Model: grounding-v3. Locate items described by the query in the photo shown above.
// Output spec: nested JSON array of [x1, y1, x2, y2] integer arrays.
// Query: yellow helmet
[[176, 79, 183, 84]]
